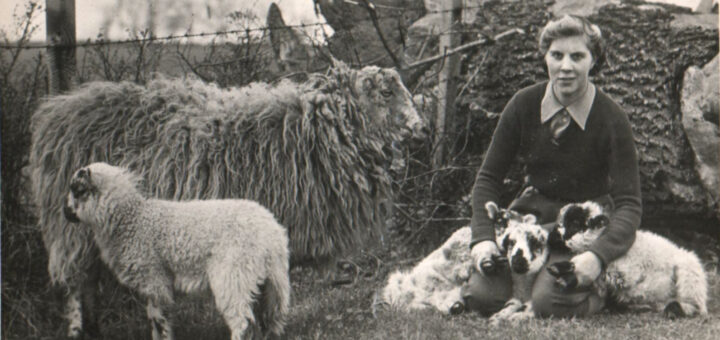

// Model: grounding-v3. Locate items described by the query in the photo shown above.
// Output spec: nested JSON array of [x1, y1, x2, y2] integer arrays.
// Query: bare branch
[[405, 28, 524, 70], [359, 0, 402, 69]]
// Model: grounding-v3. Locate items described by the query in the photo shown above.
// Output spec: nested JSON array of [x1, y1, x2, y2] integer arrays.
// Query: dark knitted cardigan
[[470, 81, 642, 265]]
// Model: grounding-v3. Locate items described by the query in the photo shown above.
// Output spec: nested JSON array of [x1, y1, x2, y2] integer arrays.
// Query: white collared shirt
[[540, 81, 596, 131]]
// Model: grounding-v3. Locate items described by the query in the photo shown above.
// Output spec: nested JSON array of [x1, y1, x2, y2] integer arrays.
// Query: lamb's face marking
[[64, 162, 128, 225], [498, 216, 548, 275], [557, 201, 610, 249]]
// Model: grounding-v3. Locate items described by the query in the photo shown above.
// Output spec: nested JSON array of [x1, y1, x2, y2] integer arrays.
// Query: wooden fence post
[[433, 0, 462, 168], [46, 0, 76, 94]]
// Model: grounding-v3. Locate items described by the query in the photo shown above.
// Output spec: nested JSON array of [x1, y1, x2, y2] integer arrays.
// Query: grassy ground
[[4, 225, 719, 340]]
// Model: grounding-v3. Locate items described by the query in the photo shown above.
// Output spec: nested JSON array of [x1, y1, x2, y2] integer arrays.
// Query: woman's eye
[[550, 52, 563, 60], [571, 53, 586, 62]]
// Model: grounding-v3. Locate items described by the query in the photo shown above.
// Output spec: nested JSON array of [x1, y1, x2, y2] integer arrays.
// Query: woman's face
[[545, 35, 595, 101]]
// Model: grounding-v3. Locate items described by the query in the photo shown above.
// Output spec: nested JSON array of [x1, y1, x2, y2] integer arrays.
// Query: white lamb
[[548, 201, 708, 318], [63, 162, 291, 340], [381, 226, 473, 314], [380, 202, 526, 314]]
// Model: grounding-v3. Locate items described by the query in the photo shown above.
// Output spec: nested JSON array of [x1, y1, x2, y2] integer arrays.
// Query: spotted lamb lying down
[[548, 201, 708, 318], [380, 202, 527, 314]]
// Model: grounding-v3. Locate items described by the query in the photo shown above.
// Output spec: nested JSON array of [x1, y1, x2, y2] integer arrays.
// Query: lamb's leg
[[146, 299, 173, 340], [489, 298, 524, 326], [208, 264, 256, 340], [664, 261, 708, 318], [64, 259, 101, 339], [141, 275, 175, 340], [507, 302, 535, 323], [64, 289, 83, 339]]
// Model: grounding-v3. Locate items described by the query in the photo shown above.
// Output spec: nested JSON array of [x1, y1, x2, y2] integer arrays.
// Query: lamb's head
[[556, 201, 610, 250], [63, 162, 141, 225], [485, 201, 524, 238], [352, 65, 425, 139], [497, 214, 549, 275]]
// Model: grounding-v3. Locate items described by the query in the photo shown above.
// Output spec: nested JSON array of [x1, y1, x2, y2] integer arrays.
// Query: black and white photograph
[[1, 0, 718, 339]]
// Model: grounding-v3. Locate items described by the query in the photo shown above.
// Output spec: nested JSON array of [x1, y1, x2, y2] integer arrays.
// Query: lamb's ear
[[77, 167, 91, 179], [485, 201, 500, 220], [547, 226, 568, 250], [522, 213, 537, 224], [498, 233, 509, 253], [587, 214, 610, 229]]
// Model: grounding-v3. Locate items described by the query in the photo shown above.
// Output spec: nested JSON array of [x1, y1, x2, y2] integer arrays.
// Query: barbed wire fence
[[0, 3, 491, 50]]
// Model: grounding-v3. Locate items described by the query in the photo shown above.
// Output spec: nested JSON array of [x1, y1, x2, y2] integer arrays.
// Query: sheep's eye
[[380, 90, 393, 98]]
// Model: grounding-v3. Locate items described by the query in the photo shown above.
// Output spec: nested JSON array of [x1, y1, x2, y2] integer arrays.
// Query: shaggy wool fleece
[[30, 61, 421, 284]]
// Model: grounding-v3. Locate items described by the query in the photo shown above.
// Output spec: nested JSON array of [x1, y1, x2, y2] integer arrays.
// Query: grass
[[4, 225, 719, 340]]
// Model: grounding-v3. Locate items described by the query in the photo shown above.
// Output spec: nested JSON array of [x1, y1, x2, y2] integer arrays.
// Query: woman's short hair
[[538, 15, 606, 75]]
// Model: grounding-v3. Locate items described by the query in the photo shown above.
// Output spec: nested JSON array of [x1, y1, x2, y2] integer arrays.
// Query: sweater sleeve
[[469, 94, 522, 248], [587, 103, 642, 265]]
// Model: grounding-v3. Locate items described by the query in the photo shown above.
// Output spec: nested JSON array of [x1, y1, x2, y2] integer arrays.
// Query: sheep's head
[[352, 65, 425, 139], [556, 201, 610, 250], [64, 162, 139, 226], [497, 214, 549, 275]]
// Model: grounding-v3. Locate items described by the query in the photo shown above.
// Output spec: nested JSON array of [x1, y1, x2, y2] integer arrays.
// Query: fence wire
[[0, 3, 485, 50]]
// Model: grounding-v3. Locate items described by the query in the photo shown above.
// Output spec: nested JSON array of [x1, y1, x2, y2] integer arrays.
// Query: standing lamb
[[63, 162, 290, 340], [30, 60, 423, 337], [548, 201, 708, 318]]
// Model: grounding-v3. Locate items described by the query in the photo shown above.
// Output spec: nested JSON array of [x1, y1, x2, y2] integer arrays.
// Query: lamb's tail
[[260, 246, 291, 337], [671, 251, 708, 317]]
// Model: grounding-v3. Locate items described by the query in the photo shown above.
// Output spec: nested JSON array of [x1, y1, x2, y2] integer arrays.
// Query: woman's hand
[[569, 251, 602, 287], [471, 240, 501, 274]]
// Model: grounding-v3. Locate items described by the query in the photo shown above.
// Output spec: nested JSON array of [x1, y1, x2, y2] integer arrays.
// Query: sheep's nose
[[450, 301, 464, 315], [510, 250, 529, 274]]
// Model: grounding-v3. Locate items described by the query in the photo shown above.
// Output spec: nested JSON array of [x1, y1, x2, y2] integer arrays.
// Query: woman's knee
[[461, 268, 513, 316], [531, 254, 605, 318]]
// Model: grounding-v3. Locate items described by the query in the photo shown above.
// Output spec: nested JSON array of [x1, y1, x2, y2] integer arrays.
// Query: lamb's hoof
[[547, 261, 578, 290], [663, 301, 686, 319], [450, 302, 465, 315]]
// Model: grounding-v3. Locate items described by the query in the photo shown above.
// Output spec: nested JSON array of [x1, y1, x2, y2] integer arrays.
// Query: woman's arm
[[470, 95, 522, 247], [587, 103, 642, 266]]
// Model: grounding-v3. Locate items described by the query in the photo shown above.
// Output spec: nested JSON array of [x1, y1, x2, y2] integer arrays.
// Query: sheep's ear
[[588, 214, 610, 229], [362, 76, 375, 92], [485, 201, 500, 220], [522, 214, 537, 224]]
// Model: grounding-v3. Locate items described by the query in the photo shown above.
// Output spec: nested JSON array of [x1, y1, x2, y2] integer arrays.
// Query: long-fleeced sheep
[[548, 201, 708, 318], [29, 60, 423, 338], [63, 162, 290, 340]]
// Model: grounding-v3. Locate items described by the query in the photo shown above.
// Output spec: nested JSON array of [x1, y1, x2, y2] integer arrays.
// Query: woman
[[461, 14, 642, 318]]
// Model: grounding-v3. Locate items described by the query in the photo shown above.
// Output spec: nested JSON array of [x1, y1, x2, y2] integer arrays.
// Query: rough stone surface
[[681, 55, 719, 210]]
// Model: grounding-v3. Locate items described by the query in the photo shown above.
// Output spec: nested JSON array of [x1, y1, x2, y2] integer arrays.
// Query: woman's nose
[[560, 56, 573, 70]]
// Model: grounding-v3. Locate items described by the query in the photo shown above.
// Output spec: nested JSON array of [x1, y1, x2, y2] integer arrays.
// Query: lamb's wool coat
[[65, 162, 290, 339], [382, 226, 473, 314], [556, 201, 708, 317]]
